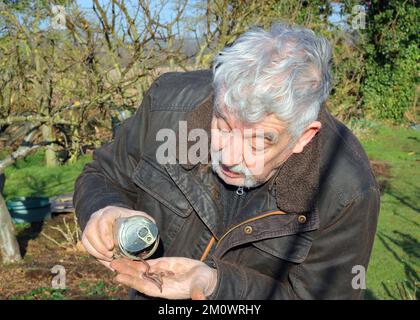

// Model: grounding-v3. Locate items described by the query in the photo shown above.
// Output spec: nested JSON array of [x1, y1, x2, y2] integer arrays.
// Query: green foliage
[[362, 0, 419, 121], [8, 281, 120, 300], [271, 1, 418, 122], [271, 1, 367, 120], [272, 0, 332, 27], [9, 287, 67, 300], [78, 280, 119, 298]]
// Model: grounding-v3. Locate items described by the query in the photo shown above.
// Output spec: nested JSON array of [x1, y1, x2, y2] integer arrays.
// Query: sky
[[58, 0, 348, 37], [75, 0, 201, 25]]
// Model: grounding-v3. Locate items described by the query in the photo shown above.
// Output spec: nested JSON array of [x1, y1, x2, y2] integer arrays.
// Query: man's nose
[[221, 131, 243, 167]]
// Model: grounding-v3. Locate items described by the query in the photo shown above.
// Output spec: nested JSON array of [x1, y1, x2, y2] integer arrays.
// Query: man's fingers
[[98, 217, 115, 251], [98, 259, 115, 272], [191, 281, 207, 300], [114, 273, 137, 288], [191, 289, 206, 300], [85, 231, 113, 259], [111, 258, 147, 276], [114, 273, 151, 293], [82, 236, 112, 261], [118, 208, 157, 224], [146, 257, 178, 271]]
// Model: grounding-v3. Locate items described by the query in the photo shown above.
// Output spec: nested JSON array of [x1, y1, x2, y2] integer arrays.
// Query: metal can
[[113, 215, 159, 260]]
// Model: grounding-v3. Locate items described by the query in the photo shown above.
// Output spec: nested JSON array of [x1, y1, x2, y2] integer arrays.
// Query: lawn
[[2, 123, 419, 299], [359, 124, 419, 300], [3, 151, 92, 199]]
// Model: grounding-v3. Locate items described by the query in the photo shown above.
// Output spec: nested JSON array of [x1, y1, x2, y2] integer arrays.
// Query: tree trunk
[[0, 193, 22, 264], [41, 124, 58, 167], [68, 109, 80, 164]]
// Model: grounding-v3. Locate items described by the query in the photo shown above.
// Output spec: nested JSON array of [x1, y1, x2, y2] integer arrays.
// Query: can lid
[[118, 216, 158, 254]]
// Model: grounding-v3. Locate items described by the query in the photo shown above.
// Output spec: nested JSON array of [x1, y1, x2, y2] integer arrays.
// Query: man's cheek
[[244, 152, 266, 176], [250, 162, 267, 176]]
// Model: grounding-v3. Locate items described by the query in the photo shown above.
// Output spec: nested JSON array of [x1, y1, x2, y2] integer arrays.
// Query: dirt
[[0, 213, 129, 300], [370, 160, 392, 193]]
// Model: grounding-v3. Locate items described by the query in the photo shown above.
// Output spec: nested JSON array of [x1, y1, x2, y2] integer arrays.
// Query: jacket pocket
[[252, 232, 313, 264], [131, 156, 193, 218]]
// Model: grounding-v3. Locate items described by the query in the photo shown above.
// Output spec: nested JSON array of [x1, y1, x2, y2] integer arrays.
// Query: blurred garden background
[[0, 0, 418, 299]]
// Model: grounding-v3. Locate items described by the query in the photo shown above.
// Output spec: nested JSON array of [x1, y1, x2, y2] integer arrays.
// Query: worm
[[138, 254, 174, 292]]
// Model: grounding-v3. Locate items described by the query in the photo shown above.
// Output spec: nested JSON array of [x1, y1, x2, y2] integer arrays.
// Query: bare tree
[[0, 1, 186, 164], [0, 194, 21, 263], [0, 0, 190, 264], [2, 0, 334, 264]]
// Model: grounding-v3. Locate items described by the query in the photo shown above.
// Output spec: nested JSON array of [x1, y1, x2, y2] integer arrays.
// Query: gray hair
[[212, 23, 333, 139]]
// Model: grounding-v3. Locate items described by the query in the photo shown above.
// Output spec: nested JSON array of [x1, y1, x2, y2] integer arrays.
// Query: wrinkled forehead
[[212, 101, 289, 135]]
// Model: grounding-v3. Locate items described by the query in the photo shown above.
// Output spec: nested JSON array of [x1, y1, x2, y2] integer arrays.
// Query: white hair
[[213, 23, 333, 139]]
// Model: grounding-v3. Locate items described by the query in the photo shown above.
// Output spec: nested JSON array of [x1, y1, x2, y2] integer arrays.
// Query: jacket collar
[[177, 93, 325, 214]]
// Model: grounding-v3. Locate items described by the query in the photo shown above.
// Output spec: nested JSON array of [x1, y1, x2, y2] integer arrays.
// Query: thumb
[[190, 281, 207, 300], [190, 266, 217, 300]]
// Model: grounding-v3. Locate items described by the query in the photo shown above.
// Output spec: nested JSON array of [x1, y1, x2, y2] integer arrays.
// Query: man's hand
[[111, 257, 218, 300], [81, 206, 155, 270]]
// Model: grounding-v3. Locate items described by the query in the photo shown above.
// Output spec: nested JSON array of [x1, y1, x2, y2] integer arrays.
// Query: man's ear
[[291, 121, 322, 154]]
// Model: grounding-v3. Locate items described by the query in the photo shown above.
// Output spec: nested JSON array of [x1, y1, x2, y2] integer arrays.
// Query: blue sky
[[75, 0, 200, 24], [71, 1, 347, 32], [74, 1, 346, 24]]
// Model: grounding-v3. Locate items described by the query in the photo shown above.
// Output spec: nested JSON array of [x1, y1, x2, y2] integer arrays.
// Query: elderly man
[[74, 23, 380, 300]]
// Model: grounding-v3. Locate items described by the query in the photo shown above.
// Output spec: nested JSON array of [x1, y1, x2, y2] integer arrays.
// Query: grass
[[9, 288, 67, 300], [359, 124, 420, 300], [78, 280, 120, 299], [2, 123, 419, 300], [3, 151, 92, 200], [8, 281, 120, 300]]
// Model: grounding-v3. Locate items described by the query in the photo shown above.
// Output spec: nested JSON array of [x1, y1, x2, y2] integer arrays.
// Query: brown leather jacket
[[74, 70, 380, 300]]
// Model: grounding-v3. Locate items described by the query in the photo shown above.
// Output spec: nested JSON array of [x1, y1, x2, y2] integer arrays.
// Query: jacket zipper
[[236, 186, 244, 195]]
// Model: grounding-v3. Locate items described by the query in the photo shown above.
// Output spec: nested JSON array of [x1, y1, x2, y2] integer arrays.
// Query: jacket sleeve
[[73, 87, 153, 231], [207, 187, 380, 300]]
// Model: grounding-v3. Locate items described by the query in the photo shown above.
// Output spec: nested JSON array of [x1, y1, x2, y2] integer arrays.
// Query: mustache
[[211, 150, 252, 176], [225, 164, 246, 174], [211, 149, 262, 188]]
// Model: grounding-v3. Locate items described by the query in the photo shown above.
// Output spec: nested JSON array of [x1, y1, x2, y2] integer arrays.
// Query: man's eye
[[249, 136, 274, 151], [265, 137, 274, 144]]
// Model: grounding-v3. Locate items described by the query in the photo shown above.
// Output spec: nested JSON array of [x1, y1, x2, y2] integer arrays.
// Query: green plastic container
[[6, 197, 51, 223]]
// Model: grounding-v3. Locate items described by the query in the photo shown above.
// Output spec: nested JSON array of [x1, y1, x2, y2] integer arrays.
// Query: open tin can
[[113, 215, 159, 260]]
